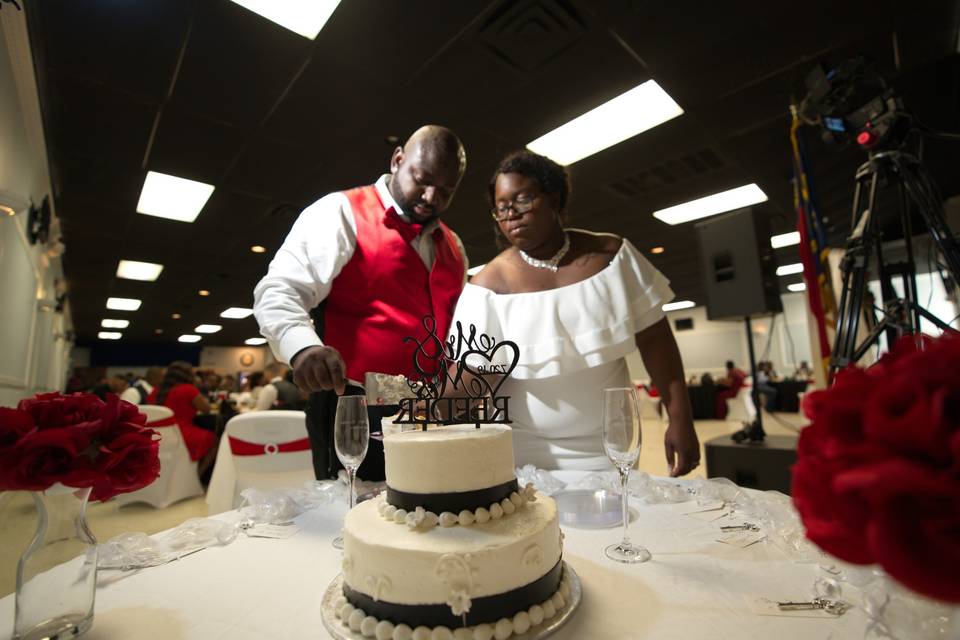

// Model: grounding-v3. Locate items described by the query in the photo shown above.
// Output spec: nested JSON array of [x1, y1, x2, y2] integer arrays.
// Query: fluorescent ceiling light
[[106, 297, 142, 311], [195, 324, 222, 334], [653, 184, 769, 225], [662, 300, 695, 312], [228, 0, 341, 39], [527, 80, 683, 165], [467, 264, 485, 277], [101, 319, 130, 329], [221, 307, 254, 319], [770, 231, 801, 249], [777, 263, 804, 276], [245, 337, 267, 346], [98, 331, 122, 340], [788, 282, 807, 292], [116, 259, 164, 281], [136, 171, 214, 223], [178, 334, 202, 343]]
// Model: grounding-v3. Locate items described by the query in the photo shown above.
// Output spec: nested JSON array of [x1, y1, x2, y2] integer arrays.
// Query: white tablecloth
[[1, 478, 875, 640]]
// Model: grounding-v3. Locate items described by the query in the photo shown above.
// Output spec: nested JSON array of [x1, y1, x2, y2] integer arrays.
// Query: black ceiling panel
[[27, 0, 960, 345]]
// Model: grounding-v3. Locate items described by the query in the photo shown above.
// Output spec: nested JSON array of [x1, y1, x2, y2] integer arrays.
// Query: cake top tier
[[383, 425, 515, 496]]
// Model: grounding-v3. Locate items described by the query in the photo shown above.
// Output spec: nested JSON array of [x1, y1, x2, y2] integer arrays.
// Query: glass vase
[[14, 484, 98, 640]]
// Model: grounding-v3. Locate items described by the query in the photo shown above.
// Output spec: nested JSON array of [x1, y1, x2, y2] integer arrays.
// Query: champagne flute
[[602, 387, 650, 563], [331, 395, 369, 549]]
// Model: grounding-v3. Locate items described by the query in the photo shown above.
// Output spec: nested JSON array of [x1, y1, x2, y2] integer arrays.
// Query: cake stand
[[321, 561, 582, 640]]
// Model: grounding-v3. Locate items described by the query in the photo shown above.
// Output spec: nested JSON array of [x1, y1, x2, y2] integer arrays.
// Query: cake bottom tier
[[342, 494, 563, 628]]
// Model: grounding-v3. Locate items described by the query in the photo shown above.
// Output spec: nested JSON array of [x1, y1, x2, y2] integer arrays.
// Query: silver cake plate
[[321, 561, 582, 640]]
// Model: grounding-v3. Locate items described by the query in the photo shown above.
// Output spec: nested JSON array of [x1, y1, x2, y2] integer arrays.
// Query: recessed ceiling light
[[250, 245, 267, 254], [221, 307, 254, 319], [228, 0, 341, 39], [653, 184, 769, 225], [98, 331, 122, 340], [651, 246, 665, 254], [788, 282, 807, 292], [136, 171, 214, 223], [777, 263, 804, 276], [527, 80, 684, 165], [198, 290, 210, 297], [245, 337, 268, 346], [771, 231, 801, 249], [171, 313, 181, 320], [195, 324, 222, 334], [178, 334, 202, 343], [101, 319, 130, 329], [467, 264, 485, 277], [662, 300, 695, 312], [116, 259, 164, 281], [155, 328, 164, 334], [106, 297, 142, 311]]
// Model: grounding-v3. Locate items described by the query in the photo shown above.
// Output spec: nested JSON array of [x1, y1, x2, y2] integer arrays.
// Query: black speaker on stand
[[696, 207, 784, 451]]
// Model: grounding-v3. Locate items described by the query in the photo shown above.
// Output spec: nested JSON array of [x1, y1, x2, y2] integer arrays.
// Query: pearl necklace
[[519, 232, 570, 272]]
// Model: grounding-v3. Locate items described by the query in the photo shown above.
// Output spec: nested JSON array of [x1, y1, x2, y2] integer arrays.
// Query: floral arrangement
[[792, 332, 960, 603], [0, 392, 160, 501]]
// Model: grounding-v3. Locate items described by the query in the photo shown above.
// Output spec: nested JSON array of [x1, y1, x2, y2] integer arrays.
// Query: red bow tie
[[383, 207, 423, 243]]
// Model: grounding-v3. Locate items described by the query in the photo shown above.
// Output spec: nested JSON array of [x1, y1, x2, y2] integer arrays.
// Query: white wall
[[0, 7, 71, 407], [626, 292, 814, 382], [199, 346, 271, 375]]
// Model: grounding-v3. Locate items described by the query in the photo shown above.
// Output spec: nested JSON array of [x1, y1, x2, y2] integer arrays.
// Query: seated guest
[[146, 361, 215, 462], [795, 360, 813, 379], [255, 362, 307, 411], [451, 150, 699, 475], [755, 361, 778, 411], [714, 360, 747, 419], [124, 366, 164, 404], [107, 375, 130, 400]]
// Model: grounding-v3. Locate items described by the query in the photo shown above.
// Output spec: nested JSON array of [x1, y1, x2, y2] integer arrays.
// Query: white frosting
[[343, 493, 560, 606], [383, 425, 516, 494], [334, 570, 573, 640]]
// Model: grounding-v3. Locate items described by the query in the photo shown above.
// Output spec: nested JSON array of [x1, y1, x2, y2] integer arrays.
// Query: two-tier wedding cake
[[332, 424, 573, 640]]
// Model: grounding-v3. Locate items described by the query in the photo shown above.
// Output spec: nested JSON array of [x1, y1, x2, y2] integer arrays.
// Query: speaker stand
[[731, 316, 766, 444]]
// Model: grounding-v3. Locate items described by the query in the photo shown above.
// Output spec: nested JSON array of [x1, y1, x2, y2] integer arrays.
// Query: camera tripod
[[831, 149, 960, 371]]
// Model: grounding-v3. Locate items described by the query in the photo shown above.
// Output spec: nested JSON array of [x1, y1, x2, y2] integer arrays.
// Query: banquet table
[[1, 474, 874, 640]]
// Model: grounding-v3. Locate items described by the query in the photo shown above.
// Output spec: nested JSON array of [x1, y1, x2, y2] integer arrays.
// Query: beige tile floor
[[0, 411, 806, 597]]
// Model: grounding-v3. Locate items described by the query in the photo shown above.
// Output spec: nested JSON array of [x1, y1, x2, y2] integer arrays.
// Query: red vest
[[323, 185, 466, 382]]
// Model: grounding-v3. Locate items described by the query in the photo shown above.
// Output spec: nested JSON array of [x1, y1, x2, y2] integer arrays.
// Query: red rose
[[17, 393, 105, 430], [3, 427, 98, 492], [792, 332, 960, 603], [0, 407, 35, 449], [90, 429, 160, 501]]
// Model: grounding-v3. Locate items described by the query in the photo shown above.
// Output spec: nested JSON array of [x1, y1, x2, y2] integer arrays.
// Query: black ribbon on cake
[[343, 560, 564, 628], [385, 479, 519, 514]]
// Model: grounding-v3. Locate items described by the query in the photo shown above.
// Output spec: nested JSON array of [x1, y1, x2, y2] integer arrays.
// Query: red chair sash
[[146, 416, 178, 428], [229, 435, 311, 456]]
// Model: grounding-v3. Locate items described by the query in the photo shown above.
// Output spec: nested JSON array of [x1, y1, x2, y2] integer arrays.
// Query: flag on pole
[[790, 108, 836, 380]]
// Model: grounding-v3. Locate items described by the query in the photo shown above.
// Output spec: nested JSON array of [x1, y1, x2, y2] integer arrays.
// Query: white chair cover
[[725, 386, 757, 423], [205, 411, 313, 515], [115, 405, 203, 509]]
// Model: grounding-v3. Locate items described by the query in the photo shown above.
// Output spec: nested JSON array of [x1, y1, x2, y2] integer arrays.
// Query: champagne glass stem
[[347, 466, 356, 510], [619, 467, 630, 546]]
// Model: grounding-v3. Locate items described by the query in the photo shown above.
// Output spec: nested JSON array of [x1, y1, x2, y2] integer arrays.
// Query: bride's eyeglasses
[[491, 193, 539, 221]]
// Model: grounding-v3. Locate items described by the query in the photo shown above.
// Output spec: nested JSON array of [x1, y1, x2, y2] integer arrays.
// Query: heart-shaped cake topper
[[395, 316, 518, 428]]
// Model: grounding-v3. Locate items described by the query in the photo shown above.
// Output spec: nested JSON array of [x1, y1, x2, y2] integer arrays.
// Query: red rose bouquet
[[792, 332, 960, 603], [0, 392, 160, 501]]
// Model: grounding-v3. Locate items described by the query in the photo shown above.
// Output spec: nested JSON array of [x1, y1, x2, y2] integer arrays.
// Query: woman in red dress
[[147, 361, 215, 462]]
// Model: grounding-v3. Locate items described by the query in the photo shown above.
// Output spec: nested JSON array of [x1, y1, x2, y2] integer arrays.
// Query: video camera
[[799, 56, 911, 152]]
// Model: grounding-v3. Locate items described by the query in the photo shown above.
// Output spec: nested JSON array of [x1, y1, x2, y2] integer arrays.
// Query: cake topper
[[394, 316, 518, 430]]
